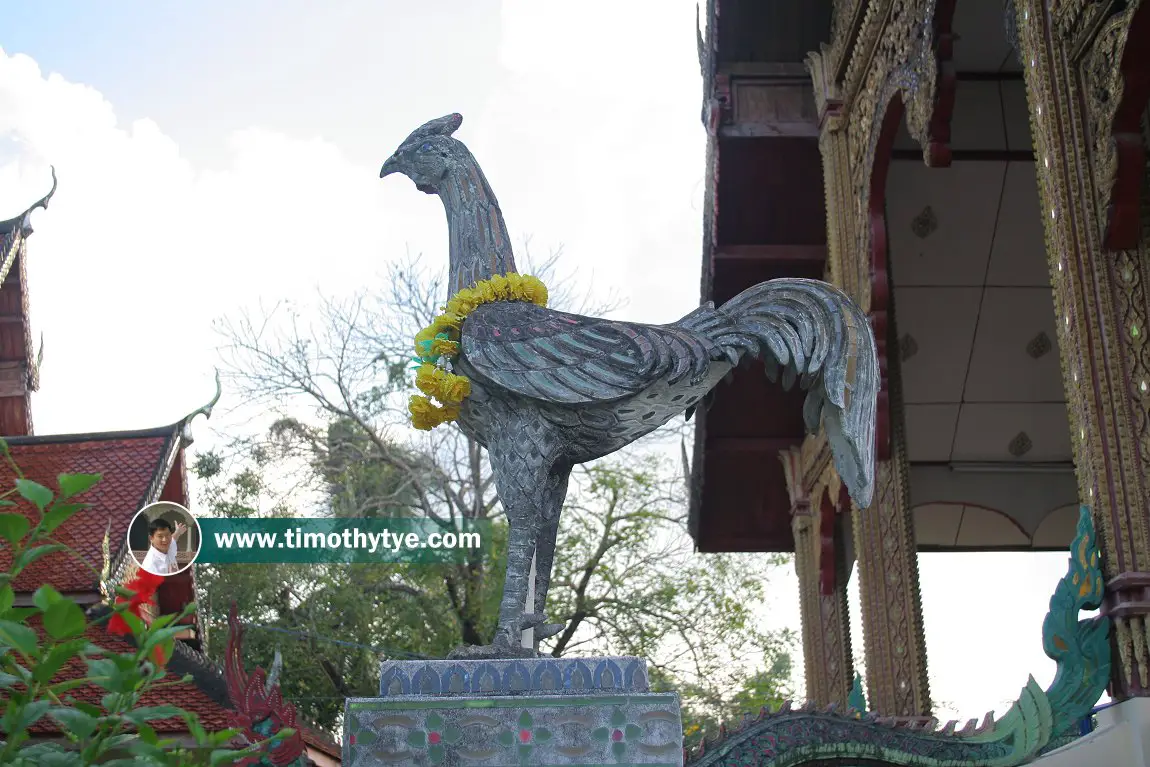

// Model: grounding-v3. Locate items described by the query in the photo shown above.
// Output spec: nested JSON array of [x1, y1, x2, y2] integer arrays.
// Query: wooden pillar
[[849, 360, 932, 718], [781, 447, 854, 707], [1014, 0, 1150, 699], [804, 0, 948, 716]]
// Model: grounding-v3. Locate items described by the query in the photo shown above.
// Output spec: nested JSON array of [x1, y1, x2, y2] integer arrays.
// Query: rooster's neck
[[440, 147, 517, 297]]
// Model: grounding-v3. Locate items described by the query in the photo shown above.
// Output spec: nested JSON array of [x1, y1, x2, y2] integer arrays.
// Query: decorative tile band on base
[[378, 656, 651, 697], [344, 689, 683, 766]]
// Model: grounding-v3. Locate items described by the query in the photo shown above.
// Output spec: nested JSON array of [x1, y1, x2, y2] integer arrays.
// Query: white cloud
[[0, 48, 445, 441]]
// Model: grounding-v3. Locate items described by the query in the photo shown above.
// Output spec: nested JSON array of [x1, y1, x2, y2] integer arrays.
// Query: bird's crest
[[401, 113, 463, 146]]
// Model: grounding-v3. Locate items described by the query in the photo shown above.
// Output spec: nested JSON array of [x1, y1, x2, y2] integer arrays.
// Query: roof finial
[[1, 166, 58, 237], [180, 369, 223, 445]]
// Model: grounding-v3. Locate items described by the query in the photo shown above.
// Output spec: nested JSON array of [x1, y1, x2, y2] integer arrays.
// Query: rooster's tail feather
[[681, 278, 878, 508]]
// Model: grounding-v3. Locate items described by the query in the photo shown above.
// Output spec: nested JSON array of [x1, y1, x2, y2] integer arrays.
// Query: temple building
[[690, 0, 1150, 762], [0, 180, 340, 765]]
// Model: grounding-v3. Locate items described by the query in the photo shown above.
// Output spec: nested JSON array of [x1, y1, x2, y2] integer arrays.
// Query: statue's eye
[[419, 142, 432, 152]]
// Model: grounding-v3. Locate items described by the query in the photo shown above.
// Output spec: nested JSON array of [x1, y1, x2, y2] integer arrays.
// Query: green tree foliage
[[0, 449, 289, 765]]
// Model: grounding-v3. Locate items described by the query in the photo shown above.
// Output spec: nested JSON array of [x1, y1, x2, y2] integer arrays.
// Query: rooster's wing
[[459, 302, 718, 405]]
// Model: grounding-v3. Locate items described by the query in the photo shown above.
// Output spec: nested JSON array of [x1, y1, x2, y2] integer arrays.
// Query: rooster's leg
[[493, 515, 539, 649], [528, 464, 570, 642]]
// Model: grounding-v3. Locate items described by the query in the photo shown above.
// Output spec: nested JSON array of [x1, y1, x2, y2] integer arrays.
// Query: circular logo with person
[[128, 501, 202, 577]]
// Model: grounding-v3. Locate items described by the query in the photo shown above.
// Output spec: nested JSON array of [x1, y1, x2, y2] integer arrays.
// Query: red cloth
[[107, 569, 168, 664]]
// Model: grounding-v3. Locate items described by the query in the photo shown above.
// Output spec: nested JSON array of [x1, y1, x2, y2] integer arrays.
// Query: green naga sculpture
[[685, 506, 1111, 767]]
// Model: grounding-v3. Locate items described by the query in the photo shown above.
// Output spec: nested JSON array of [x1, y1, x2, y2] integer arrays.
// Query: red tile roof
[[26, 621, 232, 734], [24, 619, 341, 760], [301, 726, 342, 758], [0, 429, 175, 593]]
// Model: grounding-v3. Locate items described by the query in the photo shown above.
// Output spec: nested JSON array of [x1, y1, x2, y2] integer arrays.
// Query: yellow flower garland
[[409, 272, 548, 430]]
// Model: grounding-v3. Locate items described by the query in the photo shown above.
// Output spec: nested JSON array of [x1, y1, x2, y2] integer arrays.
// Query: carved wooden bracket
[[1097, 2, 1149, 251]]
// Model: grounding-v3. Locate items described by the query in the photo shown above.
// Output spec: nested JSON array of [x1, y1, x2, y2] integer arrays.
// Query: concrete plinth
[[1035, 698, 1150, 766], [344, 657, 683, 766]]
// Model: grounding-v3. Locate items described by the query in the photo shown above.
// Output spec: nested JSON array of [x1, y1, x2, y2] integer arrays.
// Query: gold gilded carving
[[781, 448, 855, 707], [1080, 1, 1144, 248], [1017, 0, 1150, 697], [1052, 0, 1118, 45], [850, 350, 931, 717], [828, 0, 870, 83], [807, 0, 940, 717]]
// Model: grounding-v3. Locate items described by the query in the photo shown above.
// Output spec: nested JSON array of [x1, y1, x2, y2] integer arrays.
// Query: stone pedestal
[[343, 657, 683, 766], [1034, 699, 1150, 766]]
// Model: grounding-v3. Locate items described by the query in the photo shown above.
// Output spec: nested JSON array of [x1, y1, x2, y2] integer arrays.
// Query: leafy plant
[[0, 445, 291, 765]]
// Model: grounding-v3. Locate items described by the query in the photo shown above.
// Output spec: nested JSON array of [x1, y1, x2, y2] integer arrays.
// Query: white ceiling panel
[[1002, 81, 1033, 151], [904, 403, 962, 461], [913, 503, 963, 547], [986, 162, 1047, 286], [895, 286, 982, 402], [1032, 504, 1079, 549], [952, 0, 1019, 72], [954, 506, 1031, 547], [964, 287, 1065, 402], [952, 402, 1073, 461], [950, 81, 1008, 151], [887, 161, 1007, 287]]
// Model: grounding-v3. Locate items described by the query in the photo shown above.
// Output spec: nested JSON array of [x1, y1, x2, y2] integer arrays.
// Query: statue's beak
[[380, 156, 401, 179]]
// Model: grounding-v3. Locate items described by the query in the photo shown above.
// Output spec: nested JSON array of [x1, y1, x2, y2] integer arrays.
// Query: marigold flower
[[431, 337, 460, 357], [408, 273, 548, 429], [409, 395, 441, 431]]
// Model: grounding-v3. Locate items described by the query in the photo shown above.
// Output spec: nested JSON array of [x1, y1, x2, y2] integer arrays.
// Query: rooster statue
[[380, 113, 878, 658]]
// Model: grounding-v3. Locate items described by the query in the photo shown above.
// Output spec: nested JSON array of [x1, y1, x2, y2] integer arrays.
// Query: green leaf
[[9, 744, 82, 767], [57, 473, 101, 500], [442, 725, 462, 745], [127, 705, 184, 722], [47, 706, 98, 739], [141, 624, 187, 656], [517, 710, 533, 728], [15, 479, 53, 511], [136, 721, 159, 744], [0, 618, 39, 657], [497, 730, 515, 746], [426, 711, 444, 730], [624, 723, 642, 739], [40, 504, 86, 536], [0, 671, 19, 688], [0, 584, 13, 615], [71, 701, 102, 718], [32, 583, 63, 612], [125, 740, 168, 760], [2, 698, 51, 734], [591, 726, 610, 742], [43, 598, 86, 639], [533, 727, 552, 743], [46, 678, 92, 696], [0, 512, 30, 545], [14, 544, 67, 572], [116, 610, 145, 638], [3, 606, 38, 622], [101, 692, 123, 712], [407, 729, 426, 748], [612, 740, 627, 758], [428, 743, 446, 764], [610, 707, 626, 727], [33, 639, 89, 683], [211, 748, 252, 766], [182, 711, 208, 742]]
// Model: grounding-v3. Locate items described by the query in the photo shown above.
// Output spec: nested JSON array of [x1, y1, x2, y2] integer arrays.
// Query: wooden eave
[[689, 0, 831, 553]]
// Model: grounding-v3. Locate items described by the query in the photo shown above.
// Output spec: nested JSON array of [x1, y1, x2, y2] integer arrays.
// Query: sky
[[0, 0, 1081, 724]]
